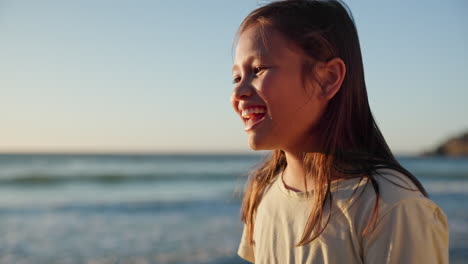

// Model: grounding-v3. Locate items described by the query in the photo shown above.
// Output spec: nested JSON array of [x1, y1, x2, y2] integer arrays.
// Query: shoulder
[[371, 168, 447, 228], [334, 168, 445, 233], [372, 168, 426, 204], [333, 167, 426, 208], [358, 169, 449, 263]]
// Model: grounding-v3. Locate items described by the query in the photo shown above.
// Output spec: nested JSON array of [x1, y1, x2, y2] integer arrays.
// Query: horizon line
[[0, 149, 425, 157], [0, 149, 263, 155]]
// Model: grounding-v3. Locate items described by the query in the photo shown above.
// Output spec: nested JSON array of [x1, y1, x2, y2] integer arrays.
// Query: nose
[[231, 80, 254, 102]]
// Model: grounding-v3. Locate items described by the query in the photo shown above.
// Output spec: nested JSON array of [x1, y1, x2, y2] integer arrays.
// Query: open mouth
[[244, 113, 266, 122], [241, 106, 267, 131]]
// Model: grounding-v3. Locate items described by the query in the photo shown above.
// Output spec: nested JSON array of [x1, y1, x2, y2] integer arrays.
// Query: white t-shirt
[[237, 168, 449, 264]]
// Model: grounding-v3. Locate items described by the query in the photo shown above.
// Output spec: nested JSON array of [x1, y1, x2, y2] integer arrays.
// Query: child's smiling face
[[231, 25, 329, 153]]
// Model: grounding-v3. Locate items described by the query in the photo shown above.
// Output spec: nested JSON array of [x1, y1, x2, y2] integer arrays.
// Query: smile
[[238, 105, 268, 131], [244, 113, 266, 131], [241, 106, 266, 118]]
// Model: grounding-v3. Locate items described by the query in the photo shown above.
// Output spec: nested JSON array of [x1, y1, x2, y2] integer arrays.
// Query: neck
[[282, 150, 351, 192], [282, 151, 315, 192]]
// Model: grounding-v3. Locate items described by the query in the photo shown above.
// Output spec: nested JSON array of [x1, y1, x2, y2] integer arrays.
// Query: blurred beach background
[[1, 0, 467, 263], [0, 154, 467, 264]]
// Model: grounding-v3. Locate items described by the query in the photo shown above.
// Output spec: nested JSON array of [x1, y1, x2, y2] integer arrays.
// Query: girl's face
[[231, 25, 328, 153]]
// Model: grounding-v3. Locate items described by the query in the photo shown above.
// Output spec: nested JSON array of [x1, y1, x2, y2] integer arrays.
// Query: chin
[[248, 137, 275, 151], [249, 145, 264, 151]]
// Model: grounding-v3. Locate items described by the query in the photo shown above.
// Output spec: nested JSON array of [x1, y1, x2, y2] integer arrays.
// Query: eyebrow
[[231, 55, 268, 73], [231, 64, 239, 73]]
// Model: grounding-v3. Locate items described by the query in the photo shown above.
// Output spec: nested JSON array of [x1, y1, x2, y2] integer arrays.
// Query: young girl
[[230, 0, 449, 263]]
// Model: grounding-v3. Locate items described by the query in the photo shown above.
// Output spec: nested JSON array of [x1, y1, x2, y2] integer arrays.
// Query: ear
[[315, 57, 346, 102]]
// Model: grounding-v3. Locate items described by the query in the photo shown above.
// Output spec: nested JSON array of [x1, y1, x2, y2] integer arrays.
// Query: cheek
[[257, 72, 290, 107], [265, 82, 307, 113], [229, 96, 236, 110], [257, 70, 314, 124]]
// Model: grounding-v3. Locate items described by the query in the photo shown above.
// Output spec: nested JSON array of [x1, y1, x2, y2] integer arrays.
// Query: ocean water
[[0, 153, 466, 264]]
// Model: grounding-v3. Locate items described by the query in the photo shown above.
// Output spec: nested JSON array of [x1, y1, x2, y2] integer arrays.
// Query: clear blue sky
[[1, 0, 467, 154]]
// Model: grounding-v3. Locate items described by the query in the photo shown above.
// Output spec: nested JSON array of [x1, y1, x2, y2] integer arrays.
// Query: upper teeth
[[241, 107, 266, 118]]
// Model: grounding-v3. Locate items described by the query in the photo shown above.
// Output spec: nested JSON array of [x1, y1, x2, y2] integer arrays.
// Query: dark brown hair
[[235, 0, 428, 247]]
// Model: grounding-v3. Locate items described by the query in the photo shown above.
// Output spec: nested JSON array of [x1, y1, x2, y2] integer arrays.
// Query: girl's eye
[[232, 76, 241, 84], [254, 66, 267, 75]]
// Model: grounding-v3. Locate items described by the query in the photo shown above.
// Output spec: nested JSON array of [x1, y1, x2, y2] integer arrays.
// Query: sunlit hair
[[234, 0, 428, 247]]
